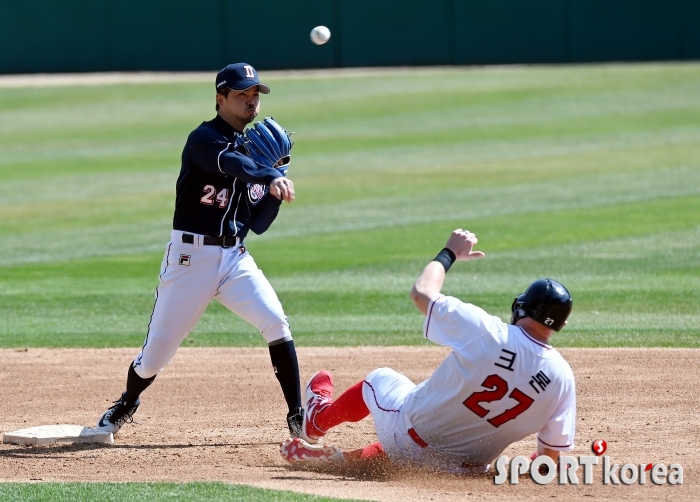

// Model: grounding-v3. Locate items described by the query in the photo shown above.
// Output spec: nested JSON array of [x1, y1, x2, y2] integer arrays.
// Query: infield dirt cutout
[[0, 347, 696, 501]]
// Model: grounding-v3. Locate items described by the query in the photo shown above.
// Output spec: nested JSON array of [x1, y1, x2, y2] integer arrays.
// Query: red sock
[[315, 380, 369, 431], [344, 441, 387, 462]]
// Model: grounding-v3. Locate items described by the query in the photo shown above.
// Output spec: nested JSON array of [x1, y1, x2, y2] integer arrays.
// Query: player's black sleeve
[[187, 127, 282, 185], [249, 193, 282, 235]]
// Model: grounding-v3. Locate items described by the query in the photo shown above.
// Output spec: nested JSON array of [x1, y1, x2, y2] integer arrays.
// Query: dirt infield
[[0, 347, 696, 501]]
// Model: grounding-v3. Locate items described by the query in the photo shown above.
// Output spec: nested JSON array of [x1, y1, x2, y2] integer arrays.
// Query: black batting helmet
[[510, 279, 572, 332]]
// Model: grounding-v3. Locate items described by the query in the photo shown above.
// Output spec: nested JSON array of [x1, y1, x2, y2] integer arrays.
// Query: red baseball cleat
[[301, 370, 334, 444], [280, 437, 344, 464]]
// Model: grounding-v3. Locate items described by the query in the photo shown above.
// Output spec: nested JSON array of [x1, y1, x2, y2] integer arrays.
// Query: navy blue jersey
[[173, 115, 283, 239]]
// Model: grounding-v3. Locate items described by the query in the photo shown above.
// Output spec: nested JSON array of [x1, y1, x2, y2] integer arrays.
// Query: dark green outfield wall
[[1, 0, 698, 73]]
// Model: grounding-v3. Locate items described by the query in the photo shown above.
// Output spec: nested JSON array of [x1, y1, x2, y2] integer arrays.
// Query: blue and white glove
[[237, 117, 293, 176]]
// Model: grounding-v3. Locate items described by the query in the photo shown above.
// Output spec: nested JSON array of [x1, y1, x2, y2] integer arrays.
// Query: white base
[[3, 424, 114, 445]]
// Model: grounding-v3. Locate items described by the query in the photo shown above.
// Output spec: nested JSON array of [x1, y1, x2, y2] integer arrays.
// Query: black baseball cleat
[[96, 392, 140, 434], [286, 407, 305, 439]]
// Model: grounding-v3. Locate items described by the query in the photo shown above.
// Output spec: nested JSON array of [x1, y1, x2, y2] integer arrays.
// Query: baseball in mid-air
[[310, 26, 331, 45]]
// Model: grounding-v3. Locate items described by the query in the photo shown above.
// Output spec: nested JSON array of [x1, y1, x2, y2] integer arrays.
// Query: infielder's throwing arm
[[281, 229, 576, 473]]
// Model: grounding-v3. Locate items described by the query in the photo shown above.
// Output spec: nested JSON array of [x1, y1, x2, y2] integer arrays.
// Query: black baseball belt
[[181, 233, 241, 248]]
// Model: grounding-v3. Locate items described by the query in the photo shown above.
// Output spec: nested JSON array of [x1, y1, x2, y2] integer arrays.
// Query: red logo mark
[[592, 439, 607, 456], [645, 463, 653, 472]]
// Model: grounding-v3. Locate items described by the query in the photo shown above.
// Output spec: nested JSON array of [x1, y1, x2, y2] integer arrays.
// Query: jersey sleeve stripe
[[227, 190, 244, 237], [424, 295, 444, 338], [217, 143, 231, 174], [537, 436, 573, 449], [219, 178, 238, 236]]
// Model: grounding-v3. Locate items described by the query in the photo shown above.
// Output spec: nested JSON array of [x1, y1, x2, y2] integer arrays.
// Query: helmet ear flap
[[510, 296, 526, 325]]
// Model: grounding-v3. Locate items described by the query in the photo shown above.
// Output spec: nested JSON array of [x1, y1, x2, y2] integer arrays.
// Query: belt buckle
[[221, 235, 234, 248]]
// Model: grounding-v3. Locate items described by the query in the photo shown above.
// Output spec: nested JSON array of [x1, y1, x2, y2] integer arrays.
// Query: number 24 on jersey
[[200, 185, 229, 208]]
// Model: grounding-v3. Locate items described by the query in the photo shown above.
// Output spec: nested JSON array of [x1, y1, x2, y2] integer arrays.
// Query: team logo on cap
[[247, 183, 267, 204], [244, 65, 255, 78]]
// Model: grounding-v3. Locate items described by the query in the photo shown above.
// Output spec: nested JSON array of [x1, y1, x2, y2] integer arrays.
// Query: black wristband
[[433, 247, 456, 272]]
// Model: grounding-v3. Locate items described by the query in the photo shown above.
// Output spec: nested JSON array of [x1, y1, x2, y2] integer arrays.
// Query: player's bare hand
[[270, 177, 295, 202], [445, 229, 485, 261]]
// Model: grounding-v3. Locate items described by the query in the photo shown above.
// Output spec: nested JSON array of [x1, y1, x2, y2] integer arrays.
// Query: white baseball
[[310, 26, 331, 45]]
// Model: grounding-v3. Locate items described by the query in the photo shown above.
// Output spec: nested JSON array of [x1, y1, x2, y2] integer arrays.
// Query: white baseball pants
[[362, 367, 489, 474], [133, 230, 291, 378]]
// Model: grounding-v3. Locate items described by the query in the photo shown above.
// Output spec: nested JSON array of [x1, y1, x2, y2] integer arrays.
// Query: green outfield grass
[[0, 63, 698, 348], [0, 482, 369, 502]]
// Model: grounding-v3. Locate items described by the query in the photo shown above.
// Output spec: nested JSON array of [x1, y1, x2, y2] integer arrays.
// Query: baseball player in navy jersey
[[96, 63, 305, 439], [281, 229, 576, 473]]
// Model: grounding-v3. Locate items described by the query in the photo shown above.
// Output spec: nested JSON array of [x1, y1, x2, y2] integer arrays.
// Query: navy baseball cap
[[216, 63, 270, 94]]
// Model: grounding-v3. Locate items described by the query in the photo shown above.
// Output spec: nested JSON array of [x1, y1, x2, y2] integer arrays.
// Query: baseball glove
[[238, 117, 293, 176]]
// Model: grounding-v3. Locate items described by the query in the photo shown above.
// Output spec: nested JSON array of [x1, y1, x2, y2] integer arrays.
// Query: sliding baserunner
[[281, 229, 576, 473]]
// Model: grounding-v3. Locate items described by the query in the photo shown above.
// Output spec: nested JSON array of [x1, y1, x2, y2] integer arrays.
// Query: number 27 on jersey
[[463, 374, 534, 428]]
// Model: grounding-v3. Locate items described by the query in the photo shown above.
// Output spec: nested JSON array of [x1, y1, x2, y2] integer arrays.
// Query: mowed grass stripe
[[1, 215, 697, 347], [0, 482, 369, 502], [2, 195, 696, 280], [263, 165, 700, 239], [251, 195, 700, 274], [1, 164, 698, 264], [2, 64, 699, 176], [0, 64, 698, 348]]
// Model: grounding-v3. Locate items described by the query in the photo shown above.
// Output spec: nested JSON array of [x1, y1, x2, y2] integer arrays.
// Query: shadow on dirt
[[276, 459, 493, 483], [0, 441, 280, 459]]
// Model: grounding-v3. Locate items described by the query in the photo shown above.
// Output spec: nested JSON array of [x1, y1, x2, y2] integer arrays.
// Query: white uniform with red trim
[[361, 294, 575, 473]]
